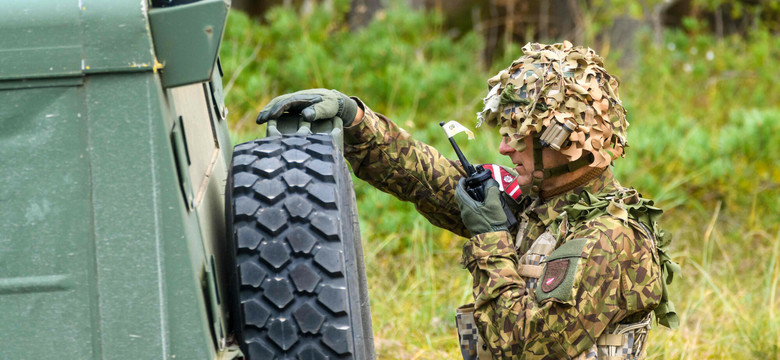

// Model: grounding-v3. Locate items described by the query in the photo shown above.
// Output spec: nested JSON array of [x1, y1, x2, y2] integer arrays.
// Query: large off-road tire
[[225, 134, 374, 359]]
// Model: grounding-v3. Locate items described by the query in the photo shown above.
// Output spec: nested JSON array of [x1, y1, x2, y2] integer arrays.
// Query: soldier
[[256, 41, 679, 359]]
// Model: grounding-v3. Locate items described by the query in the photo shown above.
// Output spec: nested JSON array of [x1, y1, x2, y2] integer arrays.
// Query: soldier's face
[[499, 134, 570, 186], [499, 136, 535, 185]]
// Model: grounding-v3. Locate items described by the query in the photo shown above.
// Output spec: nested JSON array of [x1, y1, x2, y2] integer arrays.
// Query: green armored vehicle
[[0, 1, 374, 359]]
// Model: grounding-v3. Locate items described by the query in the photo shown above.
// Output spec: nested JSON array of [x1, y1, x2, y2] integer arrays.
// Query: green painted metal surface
[[1, 84, 96, 359], [149, 0, 230, 87], [0, 0, 156, 80], [0, 1, 235, 359], [0, 1, 82, 80]]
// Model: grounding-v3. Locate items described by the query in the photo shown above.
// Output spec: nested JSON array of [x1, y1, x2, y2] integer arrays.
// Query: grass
[[220, 4, 780, 359]]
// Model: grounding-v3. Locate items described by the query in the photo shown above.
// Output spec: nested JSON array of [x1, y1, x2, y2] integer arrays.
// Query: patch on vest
[[535, 238, 589, 304], [541, 259, 569, 292]]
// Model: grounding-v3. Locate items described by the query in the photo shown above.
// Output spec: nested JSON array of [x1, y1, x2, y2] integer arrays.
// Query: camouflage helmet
[[477, 41, 628, 169]]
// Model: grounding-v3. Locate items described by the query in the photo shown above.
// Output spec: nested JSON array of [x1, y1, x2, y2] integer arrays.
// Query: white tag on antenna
[[442, 120, 475, 139]]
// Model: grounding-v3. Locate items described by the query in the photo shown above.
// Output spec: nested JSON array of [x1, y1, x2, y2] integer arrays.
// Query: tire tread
[[228, 135, 365, 359]]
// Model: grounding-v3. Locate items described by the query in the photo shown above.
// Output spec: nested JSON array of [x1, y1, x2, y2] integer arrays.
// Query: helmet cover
[[477, 41, 628, 168]]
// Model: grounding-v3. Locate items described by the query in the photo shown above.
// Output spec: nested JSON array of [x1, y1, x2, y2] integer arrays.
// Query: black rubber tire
[[225, 134, 375, 360]]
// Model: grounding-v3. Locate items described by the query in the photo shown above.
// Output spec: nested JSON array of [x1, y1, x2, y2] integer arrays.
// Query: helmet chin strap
[[519, 133, 599, 200], [519, 134, 546, 199]]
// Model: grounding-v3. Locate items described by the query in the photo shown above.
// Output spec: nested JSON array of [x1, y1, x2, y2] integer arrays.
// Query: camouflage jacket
[[344, 102, 666, 359]]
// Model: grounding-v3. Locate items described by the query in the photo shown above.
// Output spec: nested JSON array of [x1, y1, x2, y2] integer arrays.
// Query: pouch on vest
[[536, 238, 589, 305], [455, 304, 494, 360]]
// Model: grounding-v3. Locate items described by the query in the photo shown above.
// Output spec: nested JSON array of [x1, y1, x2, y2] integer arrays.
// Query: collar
[[528, 168, 621, 227]]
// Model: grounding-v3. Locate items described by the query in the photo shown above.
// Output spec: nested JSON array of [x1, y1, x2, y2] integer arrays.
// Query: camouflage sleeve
[[343, 99, 470, 237], [462, 218, 654, 358]]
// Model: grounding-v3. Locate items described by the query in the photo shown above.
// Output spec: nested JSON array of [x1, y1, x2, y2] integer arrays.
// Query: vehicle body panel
[[0, 1, 233, 359]]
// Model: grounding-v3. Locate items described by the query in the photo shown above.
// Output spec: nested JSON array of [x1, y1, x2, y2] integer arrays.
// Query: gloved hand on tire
[[256, 89, 360, 127]]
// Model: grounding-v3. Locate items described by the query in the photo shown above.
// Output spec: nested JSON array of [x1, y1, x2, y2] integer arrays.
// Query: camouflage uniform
[[343, 102, 676, 359]]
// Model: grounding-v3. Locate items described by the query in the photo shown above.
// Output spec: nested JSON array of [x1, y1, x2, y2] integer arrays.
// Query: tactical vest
[[456, 188, 679, 360]]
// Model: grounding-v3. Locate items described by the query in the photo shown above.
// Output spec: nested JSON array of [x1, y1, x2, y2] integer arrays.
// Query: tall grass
[[221, 4, 780, 359]]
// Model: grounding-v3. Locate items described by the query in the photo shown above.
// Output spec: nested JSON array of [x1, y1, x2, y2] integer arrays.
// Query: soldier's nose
[[499, 137, 515, 156]]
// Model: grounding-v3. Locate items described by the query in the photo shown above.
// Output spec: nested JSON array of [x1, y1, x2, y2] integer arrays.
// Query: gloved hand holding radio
[[454, 177, 508, 236]]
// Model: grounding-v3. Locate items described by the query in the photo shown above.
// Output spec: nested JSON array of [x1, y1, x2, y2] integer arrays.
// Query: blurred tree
[[406, 0, 580, 66], [348, 0, 383, 29], [230, 0, 778, 68], [232, 0, 331, 19], [231, 0, 285, 18], [231, 0, 382, 30]]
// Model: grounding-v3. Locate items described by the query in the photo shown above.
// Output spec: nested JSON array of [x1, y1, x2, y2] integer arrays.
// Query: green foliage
[[615, 28, 780, 219], [579, 0, 665, 40], [221, 2, 485, 138], [221, 3, 779, 359]]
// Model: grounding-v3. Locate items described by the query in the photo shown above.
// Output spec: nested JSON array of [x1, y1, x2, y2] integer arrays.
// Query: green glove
[[455, 178, 509, 236], [256, 89, 359, 126]]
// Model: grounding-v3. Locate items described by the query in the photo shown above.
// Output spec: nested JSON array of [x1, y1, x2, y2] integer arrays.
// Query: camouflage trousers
[[456, 305, 652, 360]]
